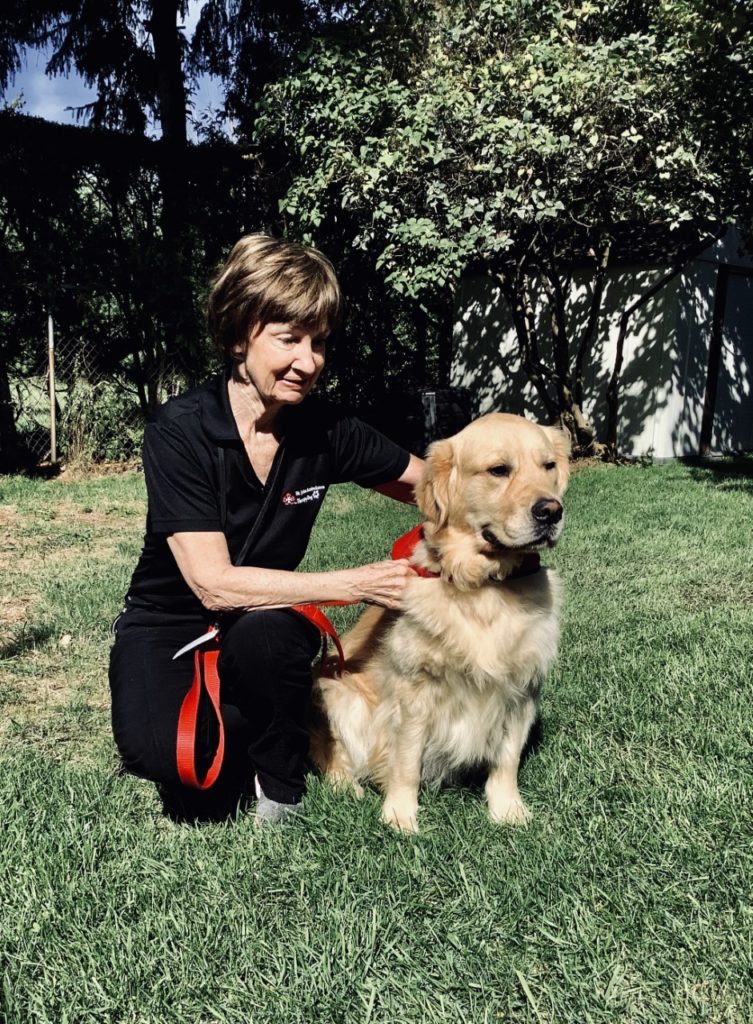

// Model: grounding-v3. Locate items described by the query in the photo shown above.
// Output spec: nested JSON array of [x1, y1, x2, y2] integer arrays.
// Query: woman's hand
[[343, 558, 417, 610]]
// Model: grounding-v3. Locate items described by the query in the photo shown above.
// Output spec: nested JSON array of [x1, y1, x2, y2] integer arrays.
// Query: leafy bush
[[61, 375, 144, 466]]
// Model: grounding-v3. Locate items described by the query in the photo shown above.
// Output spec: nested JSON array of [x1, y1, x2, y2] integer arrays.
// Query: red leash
[[175, 632, 225, 790], [174, 525, 431, 789]]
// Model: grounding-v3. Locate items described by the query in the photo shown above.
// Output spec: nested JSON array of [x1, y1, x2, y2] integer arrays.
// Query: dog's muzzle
[[482, 498, 564, 552]]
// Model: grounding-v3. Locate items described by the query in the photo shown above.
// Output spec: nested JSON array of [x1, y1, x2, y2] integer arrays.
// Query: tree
[[254, 0, 753, 453]]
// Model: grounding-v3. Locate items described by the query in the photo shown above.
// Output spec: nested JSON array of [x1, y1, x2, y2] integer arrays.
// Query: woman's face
[[240, 322, 326, 406]]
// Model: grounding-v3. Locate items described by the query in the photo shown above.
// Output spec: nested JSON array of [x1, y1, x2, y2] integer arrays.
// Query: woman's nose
[[293, 338, 319, 373]]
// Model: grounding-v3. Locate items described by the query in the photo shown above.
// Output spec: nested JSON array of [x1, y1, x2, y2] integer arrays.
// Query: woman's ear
[[415, 438, 457, 527]]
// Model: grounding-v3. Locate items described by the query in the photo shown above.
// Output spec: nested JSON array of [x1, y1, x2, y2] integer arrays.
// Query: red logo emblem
[[282, 492, 297, 506]]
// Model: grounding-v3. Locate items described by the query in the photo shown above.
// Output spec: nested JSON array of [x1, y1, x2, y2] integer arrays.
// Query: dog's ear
[[544, 426, 571, 490], [415, 438, 457, 527]]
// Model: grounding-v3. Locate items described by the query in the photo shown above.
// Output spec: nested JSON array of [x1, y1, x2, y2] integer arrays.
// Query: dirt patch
[[0, 504, 21, 527], [53, 501, 144, 529], [0, 594, 38, 646], [56, 458, 142, 482]]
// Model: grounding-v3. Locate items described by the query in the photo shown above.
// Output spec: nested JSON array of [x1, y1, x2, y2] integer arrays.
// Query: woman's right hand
[[344, 558, 417, 610]]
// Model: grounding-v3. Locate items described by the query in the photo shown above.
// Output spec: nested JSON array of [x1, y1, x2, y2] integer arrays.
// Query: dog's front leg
[[380, 702, 427, 834], [485, 697, 537, 826]]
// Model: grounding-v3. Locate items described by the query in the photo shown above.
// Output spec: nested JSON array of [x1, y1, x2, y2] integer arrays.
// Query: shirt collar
[[200, 369, 241, 444], [199, 367, 295, 444]]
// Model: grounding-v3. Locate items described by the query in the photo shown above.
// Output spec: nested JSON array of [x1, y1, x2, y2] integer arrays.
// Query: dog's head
[[415, 413, 570, 590]]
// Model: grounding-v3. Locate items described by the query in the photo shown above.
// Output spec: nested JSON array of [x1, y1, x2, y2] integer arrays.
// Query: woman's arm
[[371, 454, 425, 504], [167, 532, 416, 614]]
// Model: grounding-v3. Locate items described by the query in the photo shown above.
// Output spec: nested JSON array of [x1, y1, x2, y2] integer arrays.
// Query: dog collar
[[391, 524, 542, 581]]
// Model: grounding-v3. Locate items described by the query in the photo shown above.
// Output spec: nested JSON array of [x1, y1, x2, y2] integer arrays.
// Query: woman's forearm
[[201, 562, 417, 613], [167, 531, 416, 612], [196, 564, 364, 612]]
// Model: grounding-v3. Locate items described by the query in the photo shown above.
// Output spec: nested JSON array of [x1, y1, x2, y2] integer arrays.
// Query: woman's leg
[[109, 617, 251, 821], [219, 609, 322, 805]]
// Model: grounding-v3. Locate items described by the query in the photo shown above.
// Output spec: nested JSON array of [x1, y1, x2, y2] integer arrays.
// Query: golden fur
[[310, 413, 570, 832]]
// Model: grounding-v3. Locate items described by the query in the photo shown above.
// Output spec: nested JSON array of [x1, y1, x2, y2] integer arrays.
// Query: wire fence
[[9, 328, 188, 467]]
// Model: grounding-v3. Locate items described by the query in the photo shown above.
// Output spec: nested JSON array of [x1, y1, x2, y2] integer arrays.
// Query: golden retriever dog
[[310, 413, 570, 832]]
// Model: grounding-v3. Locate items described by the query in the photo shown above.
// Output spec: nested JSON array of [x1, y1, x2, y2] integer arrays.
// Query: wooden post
[[48, 312, 57, 464], [699, 265, 730, 457]]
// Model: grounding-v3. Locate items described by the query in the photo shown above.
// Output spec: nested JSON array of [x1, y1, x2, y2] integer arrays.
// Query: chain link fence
[[8, 326, 188, 468]]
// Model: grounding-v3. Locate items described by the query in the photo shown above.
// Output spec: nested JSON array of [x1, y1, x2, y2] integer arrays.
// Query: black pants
[[109, 605, 322, 821]]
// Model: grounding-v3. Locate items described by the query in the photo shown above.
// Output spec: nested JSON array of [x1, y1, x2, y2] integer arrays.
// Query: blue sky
[[0, 1, 225, 137]]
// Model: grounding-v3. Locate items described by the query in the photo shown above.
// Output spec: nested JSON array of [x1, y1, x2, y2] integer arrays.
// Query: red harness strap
[[391, 523, 440, 577], [174, 604, 352, 789]]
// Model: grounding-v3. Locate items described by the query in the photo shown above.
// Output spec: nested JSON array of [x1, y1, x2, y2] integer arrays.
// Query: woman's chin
[[275, 381, 315, 403]]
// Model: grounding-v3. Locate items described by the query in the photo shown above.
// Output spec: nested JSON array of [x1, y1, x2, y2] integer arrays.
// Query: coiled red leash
[[175, 631, 225, 790], [175, 526, 431, 789]]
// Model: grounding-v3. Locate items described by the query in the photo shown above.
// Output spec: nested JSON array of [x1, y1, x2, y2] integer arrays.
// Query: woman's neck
[[228, 374, 280, 439]]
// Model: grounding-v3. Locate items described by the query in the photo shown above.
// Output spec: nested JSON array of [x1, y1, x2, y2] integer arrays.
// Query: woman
[[109, 235, 424, 823]]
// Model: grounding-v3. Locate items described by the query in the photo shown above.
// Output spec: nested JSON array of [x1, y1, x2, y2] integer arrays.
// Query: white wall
[[452, 230, 753, 458]]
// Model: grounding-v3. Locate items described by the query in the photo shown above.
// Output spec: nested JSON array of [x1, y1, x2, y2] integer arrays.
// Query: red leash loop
[[176, 632, 225, 790], [292, 601, 349, 677]]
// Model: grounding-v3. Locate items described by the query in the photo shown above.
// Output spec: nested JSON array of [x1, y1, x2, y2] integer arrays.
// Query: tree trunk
[[0, 359, 21, 472], [541, 256, 598, 454], [498, 268, 557, 420], [147, 0, 197, 376], [574, 237, 611, 408]]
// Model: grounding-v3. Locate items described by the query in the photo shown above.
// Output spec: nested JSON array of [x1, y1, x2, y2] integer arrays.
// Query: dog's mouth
[[480, 526, 559, 553]]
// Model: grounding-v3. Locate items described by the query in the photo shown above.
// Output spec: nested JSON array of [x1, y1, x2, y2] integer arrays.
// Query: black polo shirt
[[126, 371, 410, 618]]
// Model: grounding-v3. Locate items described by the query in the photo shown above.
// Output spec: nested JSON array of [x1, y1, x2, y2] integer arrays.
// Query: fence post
[[48, 312, 57, 465]]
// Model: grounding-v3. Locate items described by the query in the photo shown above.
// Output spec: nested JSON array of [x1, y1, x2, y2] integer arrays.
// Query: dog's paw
[[488, 798, 532, 827], [380, 799, 420, 834], [327, 770, 365, 798]]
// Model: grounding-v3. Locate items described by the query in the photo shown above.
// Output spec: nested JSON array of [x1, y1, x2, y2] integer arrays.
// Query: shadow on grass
[[434, 717, 545, 794], [0, 621, 56, 660], [684, 455, 753, 493]]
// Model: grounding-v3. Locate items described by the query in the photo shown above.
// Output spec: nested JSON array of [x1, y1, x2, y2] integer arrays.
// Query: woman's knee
[[220, 608, 321, 670]]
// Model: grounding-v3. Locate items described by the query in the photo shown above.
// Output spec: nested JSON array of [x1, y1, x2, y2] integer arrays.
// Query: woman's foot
[[253, 775, 302, 825]]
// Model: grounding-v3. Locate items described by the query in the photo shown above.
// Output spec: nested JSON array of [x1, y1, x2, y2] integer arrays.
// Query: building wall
[[451, 230, 753, 458]]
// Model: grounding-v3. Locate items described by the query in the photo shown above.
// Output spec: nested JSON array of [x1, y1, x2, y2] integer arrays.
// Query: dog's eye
[[488, 464, 510, 478], [544, 461, 556, 471]]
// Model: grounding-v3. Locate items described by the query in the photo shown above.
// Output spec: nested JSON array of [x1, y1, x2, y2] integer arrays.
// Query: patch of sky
[[0, 0, 228, 141]]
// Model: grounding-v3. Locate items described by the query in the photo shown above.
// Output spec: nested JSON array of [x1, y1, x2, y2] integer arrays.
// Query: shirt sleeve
[[329, 415, 411, 487], [142, 421, 222, 534]]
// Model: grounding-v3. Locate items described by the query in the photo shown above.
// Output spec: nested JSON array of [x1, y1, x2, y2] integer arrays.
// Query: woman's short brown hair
[[207, 234, 343, 360]]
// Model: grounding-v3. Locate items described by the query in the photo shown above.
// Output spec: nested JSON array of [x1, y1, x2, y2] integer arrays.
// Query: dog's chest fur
[[373, 569, 562, 777], [386, 569, 561, 689]]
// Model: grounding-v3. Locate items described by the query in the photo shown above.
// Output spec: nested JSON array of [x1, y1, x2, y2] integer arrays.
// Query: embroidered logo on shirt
[[282, 485, 325, 507]]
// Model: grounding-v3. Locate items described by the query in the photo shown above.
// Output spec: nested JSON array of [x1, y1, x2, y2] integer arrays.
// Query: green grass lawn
[[1, 460, 752, 1023]]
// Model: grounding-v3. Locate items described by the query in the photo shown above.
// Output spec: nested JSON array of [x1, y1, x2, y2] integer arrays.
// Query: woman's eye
[[488, 465, 510, 478]]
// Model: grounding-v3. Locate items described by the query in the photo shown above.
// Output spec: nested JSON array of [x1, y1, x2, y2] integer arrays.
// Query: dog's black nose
[[532, 499, 563, 524]]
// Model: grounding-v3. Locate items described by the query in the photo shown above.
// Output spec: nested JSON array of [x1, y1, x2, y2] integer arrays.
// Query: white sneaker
[[253, 775, 302, 825]]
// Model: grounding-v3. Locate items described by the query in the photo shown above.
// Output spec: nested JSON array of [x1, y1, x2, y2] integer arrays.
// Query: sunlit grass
[[0, 460, 751, 1023]]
